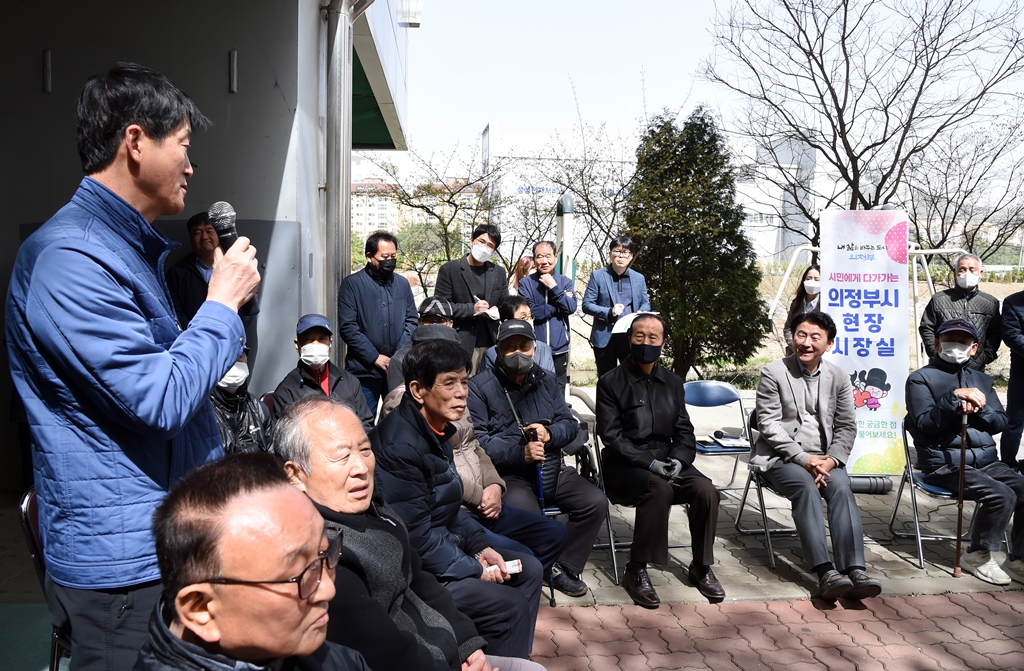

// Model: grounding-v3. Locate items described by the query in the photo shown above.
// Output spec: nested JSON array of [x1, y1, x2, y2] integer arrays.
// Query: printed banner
[[820, 210, 909, 475]]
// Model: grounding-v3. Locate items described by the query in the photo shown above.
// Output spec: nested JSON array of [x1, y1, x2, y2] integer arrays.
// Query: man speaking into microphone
[[6, 62, 261, 671]]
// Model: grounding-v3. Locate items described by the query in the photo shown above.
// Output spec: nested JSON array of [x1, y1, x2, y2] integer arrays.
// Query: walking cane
[[953, 411, 968, 578]]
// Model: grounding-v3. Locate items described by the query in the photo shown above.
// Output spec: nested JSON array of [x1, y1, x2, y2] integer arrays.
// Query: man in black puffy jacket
[[469, 320, 608, 599], [210, 349, 273, 453], [372, 338, 542, 659], [906, 318, 1024, 586]]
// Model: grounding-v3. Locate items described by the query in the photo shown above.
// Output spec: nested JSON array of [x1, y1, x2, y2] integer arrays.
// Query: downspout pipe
[[325, 0, 374, 364]]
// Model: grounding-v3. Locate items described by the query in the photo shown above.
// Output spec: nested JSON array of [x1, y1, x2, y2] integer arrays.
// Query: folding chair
[[19, 487, 71, 671], [887, 421, 993, 569], [684, 380, 750, 489], [733, 409, 797, 569]]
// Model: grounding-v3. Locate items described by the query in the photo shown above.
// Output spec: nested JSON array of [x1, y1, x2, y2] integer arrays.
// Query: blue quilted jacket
[[5, 178, 243, 589]]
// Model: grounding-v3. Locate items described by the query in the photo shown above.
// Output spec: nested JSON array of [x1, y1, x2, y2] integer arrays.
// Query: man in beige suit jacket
[[753, 311, 881, 601]]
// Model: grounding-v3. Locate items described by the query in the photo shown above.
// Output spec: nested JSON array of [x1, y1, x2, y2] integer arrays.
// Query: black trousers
[[604, 457, 719, 567], [551, 351, 569, 390], [593, 333, 630, 380], [502, 468, 608, 575], [44, 575, 161, 671], [444, 548, 541, 659]]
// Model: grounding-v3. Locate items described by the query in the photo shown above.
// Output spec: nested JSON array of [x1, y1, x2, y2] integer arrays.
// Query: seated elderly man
[[470, 319, 608, 598], [135, 451, 368, 670], [596, 314, 723, 607], [276, 395, 547, 671], [273, 313, 373, 430], [753, 311, 881, 600], [211, 347, 273, 453], [906, 317, 1024, 585], [372, 338, 543, 659]]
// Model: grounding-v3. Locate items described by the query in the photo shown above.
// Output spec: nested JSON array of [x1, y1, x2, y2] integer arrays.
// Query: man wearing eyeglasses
[[518, 241, 577, 389], [337, 230, 418, 415], [135, 451, 369, 670], [582, 235, 651, 379]]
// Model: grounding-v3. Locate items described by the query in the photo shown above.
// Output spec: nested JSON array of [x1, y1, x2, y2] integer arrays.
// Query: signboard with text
[[820, 210, 909, 475]]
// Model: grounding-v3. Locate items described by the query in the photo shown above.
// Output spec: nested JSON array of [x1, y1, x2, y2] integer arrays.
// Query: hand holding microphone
[[205, 201, 260, 313]]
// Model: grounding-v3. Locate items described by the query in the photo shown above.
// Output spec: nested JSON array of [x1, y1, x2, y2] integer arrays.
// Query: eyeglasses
[[203, 531, 342, 600], [611, 249, 632, 257]]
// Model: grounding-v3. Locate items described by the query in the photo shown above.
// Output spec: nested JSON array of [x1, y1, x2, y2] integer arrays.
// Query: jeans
[[358, 375, 389, 418], [923, 460, 1024, 558]]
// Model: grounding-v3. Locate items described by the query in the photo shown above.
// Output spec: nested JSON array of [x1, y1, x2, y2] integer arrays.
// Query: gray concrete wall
[[0, 0, 329, 491]]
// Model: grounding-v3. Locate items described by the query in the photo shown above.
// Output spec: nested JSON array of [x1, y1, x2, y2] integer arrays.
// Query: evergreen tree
[[625, 107, 767, 378]]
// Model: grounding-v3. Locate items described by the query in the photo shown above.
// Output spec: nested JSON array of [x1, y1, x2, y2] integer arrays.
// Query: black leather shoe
[[687, 564, 726, 600], [623, 567, 660, 609], [545, 563, 588, 597], [819, 570, 854, 600], [844, 569, 881, 600]]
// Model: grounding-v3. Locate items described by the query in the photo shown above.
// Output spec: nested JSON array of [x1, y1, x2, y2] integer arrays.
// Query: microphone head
[[208, 201, 236, 231]]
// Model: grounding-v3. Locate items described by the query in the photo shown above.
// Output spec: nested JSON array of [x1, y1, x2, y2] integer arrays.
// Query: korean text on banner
[[820, 210, 909, 475]]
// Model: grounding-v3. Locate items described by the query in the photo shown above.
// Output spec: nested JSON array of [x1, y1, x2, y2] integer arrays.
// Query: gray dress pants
[[762, 460, 866, 571]]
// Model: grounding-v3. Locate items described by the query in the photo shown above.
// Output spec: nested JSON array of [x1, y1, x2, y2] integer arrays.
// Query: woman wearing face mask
[[905, 318, 1024, 586], [918, 253, 1001, 371], [210, 350, 273, 453], [784, 266, 821, 356]]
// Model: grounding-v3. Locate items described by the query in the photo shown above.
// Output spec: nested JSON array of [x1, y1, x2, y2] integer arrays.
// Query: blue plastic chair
[[888, 421, 992, 569], [685, 380, 749, 489]]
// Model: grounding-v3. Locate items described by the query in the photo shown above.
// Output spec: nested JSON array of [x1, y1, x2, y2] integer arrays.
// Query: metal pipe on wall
[[325, 0, 374, 364]]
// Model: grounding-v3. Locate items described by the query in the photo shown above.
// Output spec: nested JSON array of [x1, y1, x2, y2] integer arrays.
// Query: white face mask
[[803, 280, 821, 295], [938, 341, 973, 365], [217, 361, 250, 392], [956, 271, 981, 290], [471, 243, 493, 264], [300, 343, 330, 368]]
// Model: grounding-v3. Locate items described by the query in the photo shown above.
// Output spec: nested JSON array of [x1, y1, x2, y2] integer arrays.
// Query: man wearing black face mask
[[596, 314, 724, 607], [337, 230, 419, 415], [469, 320, 608, 598]]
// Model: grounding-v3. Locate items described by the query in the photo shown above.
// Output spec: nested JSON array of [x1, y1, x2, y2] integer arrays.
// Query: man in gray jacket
[[753, 311, 881, 600]]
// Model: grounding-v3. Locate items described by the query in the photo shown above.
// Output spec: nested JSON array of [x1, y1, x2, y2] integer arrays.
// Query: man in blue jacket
[[906, 318, 1024, 585], [372, 338, 543, 659], [470, 320, 608, 598], [582, 235, 651, 379], [6, 63, 260, 671], [337, 230, 418, 414], [519, 240, 577, 389]]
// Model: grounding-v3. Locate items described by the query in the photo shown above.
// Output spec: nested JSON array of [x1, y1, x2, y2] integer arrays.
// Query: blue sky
[[402, 1, 730, 156]]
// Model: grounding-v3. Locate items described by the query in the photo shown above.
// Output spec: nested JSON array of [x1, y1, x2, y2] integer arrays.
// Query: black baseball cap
[[419, 296, 454, 319], [936, 318, 978, 342], [496, 319, 536, 342]]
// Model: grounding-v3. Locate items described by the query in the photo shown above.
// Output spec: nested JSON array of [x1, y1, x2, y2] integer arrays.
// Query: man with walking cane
[[906, 318, 1024, 584]]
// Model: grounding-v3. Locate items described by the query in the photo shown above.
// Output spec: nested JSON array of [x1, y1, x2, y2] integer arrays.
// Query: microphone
[[207, 201, 238, 252]]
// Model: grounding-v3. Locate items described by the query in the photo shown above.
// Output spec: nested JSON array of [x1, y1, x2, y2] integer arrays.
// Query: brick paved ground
[[530, 591, 1024, 670]]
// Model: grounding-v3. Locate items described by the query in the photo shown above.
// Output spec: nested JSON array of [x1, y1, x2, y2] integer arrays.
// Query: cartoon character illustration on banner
[[850, 368, 891, 411]]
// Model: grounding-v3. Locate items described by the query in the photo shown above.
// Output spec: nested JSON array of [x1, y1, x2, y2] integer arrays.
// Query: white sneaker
[[962, 550, 1011, 585], [1002, 558, 1024, 584]]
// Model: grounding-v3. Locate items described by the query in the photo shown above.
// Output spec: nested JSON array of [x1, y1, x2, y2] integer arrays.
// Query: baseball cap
[[936, 318, 978, 342], [496, 319, 536, 342], [296, 313, 333, 336], [419, 296, 454, 319]]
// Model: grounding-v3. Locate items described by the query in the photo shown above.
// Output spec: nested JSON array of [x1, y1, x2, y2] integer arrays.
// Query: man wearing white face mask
[[272, 314, 374, 430], [210, 349, 273, 453], [919, 254, 1001, 371], [906, 318, 1024, 585], [434, 224, 508, 374]]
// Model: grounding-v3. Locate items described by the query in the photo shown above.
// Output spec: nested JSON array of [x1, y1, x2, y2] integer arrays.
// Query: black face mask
[[377, 258, 397, 274], [631, 342, 662, 365]]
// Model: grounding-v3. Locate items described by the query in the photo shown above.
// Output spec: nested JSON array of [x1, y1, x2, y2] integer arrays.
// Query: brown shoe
[[623, 567, 660, 609], [687, 564, 726, 600]]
